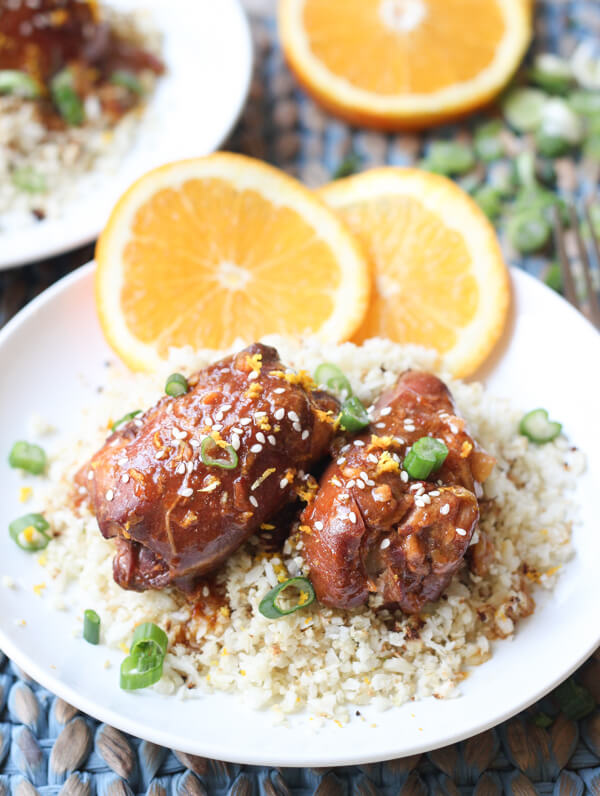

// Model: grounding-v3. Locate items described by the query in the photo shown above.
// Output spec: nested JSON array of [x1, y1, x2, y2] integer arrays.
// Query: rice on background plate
[[0, 6, 162, 233], [21, 337, 582, 724]]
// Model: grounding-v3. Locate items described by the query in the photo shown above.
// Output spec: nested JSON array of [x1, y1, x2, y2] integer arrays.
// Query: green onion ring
[[9, 513, 50, 551], [314, 363, 353, 397], [519, 408, 562, 443], [200, 436, 238, 469], [165, 373, 189, 397], [111, 410, 141, 433], [259, 576, 316, 619], [120, 652, 164, 690], [404, 437, 449, 481], [339, 396, 370, 433], [83, 609, 100, 645], [8, 440, 47, 474]]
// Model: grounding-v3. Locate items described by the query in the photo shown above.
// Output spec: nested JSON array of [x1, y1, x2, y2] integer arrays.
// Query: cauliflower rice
[[32, 338, 581, 722]]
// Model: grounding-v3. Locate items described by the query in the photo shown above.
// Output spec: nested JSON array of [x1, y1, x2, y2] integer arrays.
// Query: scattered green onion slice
[[0, 69, 40, 98], [569, 90, 600, 117], [515, 151, 537, 190], [9, 513, 50, 552], [109, 70, 145, 95], [333, 152, 361, 180], [544, 263, 563, 293], [554, 678, 595, 720], [339, 396, 370, 433], [200, 436, 238, 470], [404, 437, 448, 481], [83, 609, 100, 645], [474, 120, 505, 162], [165, 372, 189, 397], [507, 210, 551, 254], [473, 186, 502, 220], [535, 130, 571, 158], [120, 622, 168, 690], [519, 409, 562, 444], [111, 410, 141, 433], [50, 68, 85, 126], [530, 53, 572, 95], [11, 166, 47, 194], [9, 440, 46, 474], [314, 363, 352, 397], [532, 711, 553, 728], [259, 577, 316, 619], [539, 98, 583, 144], [424, 141, 475, 176], [502, 87, 548, 133]]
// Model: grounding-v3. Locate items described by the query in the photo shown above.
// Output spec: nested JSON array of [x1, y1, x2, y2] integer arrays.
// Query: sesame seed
[[430, 490, 440, 497], [280, 478, 288, 489], [222, 404, 232, 412], [341, 444, 350, 453], [250, 444, 263, 453], [375, 422, 386, 429], [354, 440, 365, 447], [232, 427, 243, 435], [366, 479, 375, 487], [240, 418, 252, 426], [414, 499, 425, 508], [421, 494, 431, 504], [255, 411, 267, 418], [231, 434, 241, 451], [273, 387, 286, 394], [249, 496, 258, 507], [268, 435, 276, 446], [346, 479, 356, 488], [288, 411, 300, 423], [214, 411, 224, 422], [356, 479, 365, 489], [314, 520, 324, 531], [202, 586, 210, 597], [213, 423, 224, 432], [176, 462, 186, 475], [360, 471, 370, 482], [117, 457, 128, 466], [190, 439, 200, 448], [187, 461, 194, 474], [179, 487, 193, 497], [172, 428, 187, 440], [256, 432, 266, 444], [274, 408, 285, 421], [400, 471, 409, 482], [380, 538, 391, 549], [155, 450, 166, 460], [121, 473, 130, 484], [301, 430, 309, 440], [337, 457, 346, 465], [205, 417, 213, 427], [440, 504, 450, 515], [349, 511, 357, 524], [367, 454, 378, 463], [293, 422, 302, 433], [105, 489, 114, 501], [78, 485, 87, 495], [380, 407, 392, 416], [456, 527, 467, 536], [87, 470, 94, 480], [409, 483, 421, 491], [450, 423, 459, 434], [339, 492, 349, 500], [248, 371, 259, 381], [134, 419, 143, 428]]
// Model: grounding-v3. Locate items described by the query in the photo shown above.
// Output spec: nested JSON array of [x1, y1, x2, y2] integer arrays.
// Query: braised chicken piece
[[300, 371, 496, 614], [80, 344, 339, 592]]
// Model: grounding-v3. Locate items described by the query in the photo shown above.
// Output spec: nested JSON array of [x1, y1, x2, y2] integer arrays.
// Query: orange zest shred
[[270, 369, 316, 391], [299, 524, 312, 534], [461, 440, 473, 458], [370, 434, 396, 449], [244, 382, 263, 400], [376, 451, 400, 475], [246, 353, 263, 373]]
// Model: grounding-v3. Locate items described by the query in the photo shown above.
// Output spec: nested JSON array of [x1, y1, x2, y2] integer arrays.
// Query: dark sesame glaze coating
[[300, 371, 496, 614], [79, 344, 339, 592]]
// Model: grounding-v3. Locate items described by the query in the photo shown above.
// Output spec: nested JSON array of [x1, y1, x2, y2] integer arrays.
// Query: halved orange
[[319, 168, 510, 378], [278, 0, 531, 129], [95, 154, 370, 371]]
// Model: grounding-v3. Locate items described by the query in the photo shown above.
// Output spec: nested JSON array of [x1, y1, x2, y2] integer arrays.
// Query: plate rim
[[0, 0, 253, 271], [0, 261, 599, 766]]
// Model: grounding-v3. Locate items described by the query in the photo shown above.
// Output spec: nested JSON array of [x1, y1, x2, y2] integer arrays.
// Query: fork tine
[[570, 204, 600, 328], [553, 205, 578, 308]]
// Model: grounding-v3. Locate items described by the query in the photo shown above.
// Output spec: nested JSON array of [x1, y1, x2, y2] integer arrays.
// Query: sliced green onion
[[519, 409, 562, 444], [314, 363, 352, 396], [535, 130, 571, 158], [8, 440, 46, 474], [109, 70, 145, 95], [488, 162, 518, 198], [515, 151, 537, 190], [50, 68, 84, 126], [333, 152, 361, 180], [200, 436, 238, 469], [165, 373, 189, 397], [111, 410, 142, 433], [503, 87, 548, 132], [539, 98, 583, 144], [530, 53, 573, 95], [130, 621, 168, 658], [11, 166, 47, 194], [507, 210, 551, 254], [83, 609, 100, 645], [339, 396, 369, 433], [513, 187, 568, 225], [473, 186, 503, 220], [554, 678, 595, 720], [544, 263, 563, 293], [404, 437, 448, 481], [474, 120, 505, 162], [120, 652, 164, 690], [9, 513, 50, 552], [259, 577, 316, 619], [0, 69, 40, 98], [532, 711, 553, 728], [424, 141, 475, 176], [569, 90, 600, 117]]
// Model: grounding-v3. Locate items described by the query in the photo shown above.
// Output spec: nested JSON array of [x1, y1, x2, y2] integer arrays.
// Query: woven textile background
[[1, 0, 600, 793]]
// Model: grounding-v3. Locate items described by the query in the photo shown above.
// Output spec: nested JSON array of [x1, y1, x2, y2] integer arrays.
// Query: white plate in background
[[0, 264, 598, 765], [0, 0, 252, 270]]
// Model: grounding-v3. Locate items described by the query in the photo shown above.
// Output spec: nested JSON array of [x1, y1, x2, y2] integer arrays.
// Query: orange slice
[[319, 168, 510, 377], [95, 154, 370, 371], [278, 0, 531, 129]]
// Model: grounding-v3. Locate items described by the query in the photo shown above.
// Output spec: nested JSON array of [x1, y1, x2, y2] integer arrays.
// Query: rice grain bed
[[0, 7, 161, 232], [37, 338, 581, 723]]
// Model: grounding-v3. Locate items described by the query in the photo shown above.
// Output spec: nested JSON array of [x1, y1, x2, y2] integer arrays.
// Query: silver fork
[[553, 202, 600, 330]]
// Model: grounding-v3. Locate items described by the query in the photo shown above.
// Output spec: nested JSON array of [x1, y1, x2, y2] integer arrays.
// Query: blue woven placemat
[[1, 0, 600, 792]]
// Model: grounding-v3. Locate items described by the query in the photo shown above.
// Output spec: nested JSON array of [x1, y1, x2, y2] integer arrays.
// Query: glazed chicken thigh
[[300, 371, 495, 614], [81, 344, 339, 592]]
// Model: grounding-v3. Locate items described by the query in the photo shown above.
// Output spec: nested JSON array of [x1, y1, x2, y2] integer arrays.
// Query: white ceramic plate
[[0, 263, 599, 767], [0, 0, 252, 270]]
